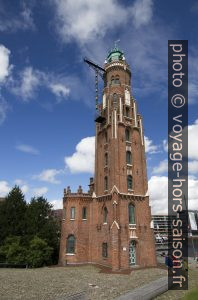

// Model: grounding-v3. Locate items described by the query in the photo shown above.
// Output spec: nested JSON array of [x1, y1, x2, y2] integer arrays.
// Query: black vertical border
[[168, 40, 188, 290]]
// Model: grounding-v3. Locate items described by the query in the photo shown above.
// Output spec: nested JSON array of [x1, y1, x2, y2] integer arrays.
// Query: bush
[[27, 237, 53, 268], [0, 236, 27, 264]]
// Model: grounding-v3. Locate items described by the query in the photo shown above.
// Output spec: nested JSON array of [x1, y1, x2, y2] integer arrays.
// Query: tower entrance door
[[129, 240, 136, 265]]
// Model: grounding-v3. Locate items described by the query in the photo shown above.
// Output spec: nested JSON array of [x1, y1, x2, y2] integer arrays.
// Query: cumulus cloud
[[189, 119, 198, 160], [148, 175, 198, 214], [65, 136, 95, 173], [13, 179, 29, 194], [34, 169, 62, 184], [148, 176, 168, 214], [52, 0, 153, 44], [0, 181, 11, 197], [33, 187, 48, 197], [16, 144, 39, 155], [189, 160, 198, 174], [50, 199, 62, 210], [0, 45, 11, 83], [152, 159, 168, 174], [144, 136, 159, 153], [21, 184, 29, 194]]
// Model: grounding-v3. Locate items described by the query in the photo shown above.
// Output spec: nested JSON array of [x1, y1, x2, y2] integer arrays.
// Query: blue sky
[[0, 0, 198, 213]]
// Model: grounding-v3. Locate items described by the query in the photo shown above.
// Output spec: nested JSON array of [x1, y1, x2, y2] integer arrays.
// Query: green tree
[[0, 236, 27, 264], [0, 186, 26, 245], [27, 236, 53, 268], [25, 197, 60, 263], [0, 189, 60, 266]]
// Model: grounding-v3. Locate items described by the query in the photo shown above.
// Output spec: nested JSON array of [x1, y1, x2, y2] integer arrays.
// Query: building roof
[[106, 46, 125, 63]]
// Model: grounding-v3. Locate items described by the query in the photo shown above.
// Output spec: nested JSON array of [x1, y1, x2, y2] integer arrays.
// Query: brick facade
[[59, 48, 157, 270]]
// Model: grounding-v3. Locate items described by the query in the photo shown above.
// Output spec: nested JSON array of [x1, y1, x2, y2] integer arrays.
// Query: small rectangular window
[[102, 242, 108, 258], [82, 207, 87, 219], [70, 207, 75, 219]]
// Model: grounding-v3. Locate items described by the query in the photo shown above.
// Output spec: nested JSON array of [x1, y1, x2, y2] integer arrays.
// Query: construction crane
[[84, 58, 106, 123]]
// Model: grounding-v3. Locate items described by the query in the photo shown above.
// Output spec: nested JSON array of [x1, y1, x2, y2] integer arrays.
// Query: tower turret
[[95, 47, 147, 197]]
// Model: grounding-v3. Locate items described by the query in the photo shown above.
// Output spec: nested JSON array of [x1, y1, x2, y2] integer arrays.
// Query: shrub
[[27, 236, 53, 268]]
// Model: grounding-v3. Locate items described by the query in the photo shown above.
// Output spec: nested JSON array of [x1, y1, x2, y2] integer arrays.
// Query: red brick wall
[[59, 58, 157, 270]]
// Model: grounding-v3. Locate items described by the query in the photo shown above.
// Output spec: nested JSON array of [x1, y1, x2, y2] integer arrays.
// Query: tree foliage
[[0, 187, 61, 267], [27, 236, 53, 268], [0, 186, 26, 242]]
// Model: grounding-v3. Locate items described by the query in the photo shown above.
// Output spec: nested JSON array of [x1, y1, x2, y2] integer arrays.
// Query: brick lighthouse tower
[[59, 46, 157, 270]]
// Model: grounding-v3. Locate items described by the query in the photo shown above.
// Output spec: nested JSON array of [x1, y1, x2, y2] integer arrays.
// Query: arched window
[[115, 75, 120, 84], [129, 204, 135, 224], [127, 175, 133, 190], [104, 207, 108, 223], [125, 128, 130, 141], [111, 76, 115, 84], [104, 153, 108, 166], [126, 151, 132, 164], [66, 235, 75, 253], [104, 176, 108, 191]]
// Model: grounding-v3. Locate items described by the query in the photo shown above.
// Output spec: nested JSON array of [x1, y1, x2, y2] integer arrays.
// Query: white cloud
[[34, 169, 62, 184], [53, 0, 127, 43], [49, 83, 70, 98], [0, 2, 35, 33], [16, 144, 39, 155], [163, 139, 168, 152], [131, 0, 153, 28], [148, 175, 198, 214], [188, 176, 198, 211], [65, 136, 95, 173], [144, 136, 159, 153], [152, 159, 168, 174], [189, 160, 198, 174], [0, 45, 11, 83], [50, 199, 62, 210], [0, 181, 11, 197], [148, 176, 168, 214], [52, 0, 153, 44], [189, 119, 198, 160], [33, 187, 48, 197], [161, 119, 198, 160], [21, 184, 29, 194], [13, 179, 29, 194], [14, 179, 25, 185], [11, 67, 42, 101], [10, 66, 71, 102]]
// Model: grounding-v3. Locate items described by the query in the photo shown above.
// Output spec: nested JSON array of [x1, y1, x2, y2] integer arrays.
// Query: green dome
[[107, 46, 124, 63]]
